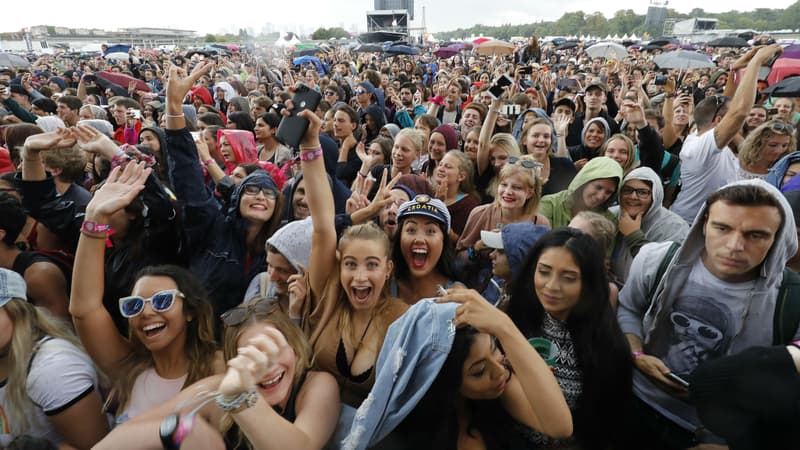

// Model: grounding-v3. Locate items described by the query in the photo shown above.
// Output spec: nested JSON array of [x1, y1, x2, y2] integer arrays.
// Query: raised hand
[[166, 61, 213, 107], [217, 327, 290, 398], [73, 124, 120, 159], [85, 161, 151, 222], [23, 128, 76, 153]]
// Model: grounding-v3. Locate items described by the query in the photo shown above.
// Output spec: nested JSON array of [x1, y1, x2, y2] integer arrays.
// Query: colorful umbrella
[[96, 71, 150, 92], [475, 39, 515, 56]]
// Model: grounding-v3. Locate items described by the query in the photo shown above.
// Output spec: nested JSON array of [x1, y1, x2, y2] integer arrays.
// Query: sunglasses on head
[[220, 297, 280, 327], [767, 120, 794, 134], [242, 185, 278, 198], [507, 156, 543, 170], [119, 289, 184, 318]]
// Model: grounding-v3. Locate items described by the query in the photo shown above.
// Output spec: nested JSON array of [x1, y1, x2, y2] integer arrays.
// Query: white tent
[[275, 32, 301, 48]]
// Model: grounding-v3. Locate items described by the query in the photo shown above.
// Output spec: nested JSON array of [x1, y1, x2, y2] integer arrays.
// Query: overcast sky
[[5, 0, 797, 36]]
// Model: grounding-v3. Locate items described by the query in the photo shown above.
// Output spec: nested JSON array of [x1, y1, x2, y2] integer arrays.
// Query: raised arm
[[715, 45, 782, 149], [70, 162, 151, 378], [293, 105, 336, 296], [477, 97, 502, 175], [661, 78, 679, 149]]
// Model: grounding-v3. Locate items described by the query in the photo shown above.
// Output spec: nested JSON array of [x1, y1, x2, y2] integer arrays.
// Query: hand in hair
[[436, 288, 511, 334], [218, 326, 290, 398], [85, 161, 151, 221]]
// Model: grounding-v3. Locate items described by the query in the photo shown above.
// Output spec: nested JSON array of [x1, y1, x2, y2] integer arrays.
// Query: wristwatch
[[159, 414, 180, 450]]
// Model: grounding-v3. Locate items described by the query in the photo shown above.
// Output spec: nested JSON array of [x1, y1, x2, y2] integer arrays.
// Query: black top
[[223, 371, 308, 450]]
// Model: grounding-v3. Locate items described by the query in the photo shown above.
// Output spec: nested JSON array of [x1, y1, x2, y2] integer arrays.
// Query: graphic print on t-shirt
[[660, 294, 736, 378]]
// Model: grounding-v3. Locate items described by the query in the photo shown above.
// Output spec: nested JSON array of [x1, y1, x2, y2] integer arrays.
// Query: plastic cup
[[529, 337, 559, 367]]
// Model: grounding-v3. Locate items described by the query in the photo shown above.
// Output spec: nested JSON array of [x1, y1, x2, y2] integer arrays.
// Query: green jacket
[[540, 156, 623, 229]]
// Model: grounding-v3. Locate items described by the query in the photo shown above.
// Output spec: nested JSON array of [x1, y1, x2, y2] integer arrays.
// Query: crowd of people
[[0, 34, 799, 450]]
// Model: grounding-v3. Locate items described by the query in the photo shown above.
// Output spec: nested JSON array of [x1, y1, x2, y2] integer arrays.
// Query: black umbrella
[[707, 37, 750, 48], [355, 44, 384, 53], [648, 37, 677, 47], [386, 45, 419, 56], [556, 41, 579, 50], [0, 53, 31, 69], [761, 76, 800, 97]]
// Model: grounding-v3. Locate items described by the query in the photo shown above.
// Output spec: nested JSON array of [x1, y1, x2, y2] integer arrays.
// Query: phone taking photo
[[276, 83, 322, 150], [488, 74, 514, 99]]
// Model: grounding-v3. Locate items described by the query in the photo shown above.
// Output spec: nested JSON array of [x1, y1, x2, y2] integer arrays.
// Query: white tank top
[[116, 368, 187, 424]]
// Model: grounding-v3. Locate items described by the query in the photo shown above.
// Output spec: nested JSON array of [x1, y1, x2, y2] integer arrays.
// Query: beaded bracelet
[[299, 148, 323, 161], [215, 390, 258, 413]]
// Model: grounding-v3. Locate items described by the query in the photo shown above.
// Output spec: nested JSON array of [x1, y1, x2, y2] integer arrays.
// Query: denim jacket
[[339, 299, 458, 450], [165, 128, 266, 315]]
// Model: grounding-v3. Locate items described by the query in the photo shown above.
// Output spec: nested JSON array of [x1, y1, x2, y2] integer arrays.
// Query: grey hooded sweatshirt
[[617, 178, 799, 436], [609, 167, 689, 283]]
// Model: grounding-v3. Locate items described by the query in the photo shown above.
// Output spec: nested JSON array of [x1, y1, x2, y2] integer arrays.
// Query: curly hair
[[738, 120, 796, 169]]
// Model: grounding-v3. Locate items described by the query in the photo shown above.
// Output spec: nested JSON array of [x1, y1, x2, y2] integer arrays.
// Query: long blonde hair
[[220, 304, 314, 449], [2, 299, 85, 434], [336, 223, 394, 352]]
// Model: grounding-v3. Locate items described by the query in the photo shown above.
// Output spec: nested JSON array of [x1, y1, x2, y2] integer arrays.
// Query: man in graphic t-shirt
[[617, 179, 800, 448]]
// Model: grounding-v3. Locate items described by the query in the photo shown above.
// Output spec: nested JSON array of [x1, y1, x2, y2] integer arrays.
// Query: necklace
[[349, 313, 375, 370]]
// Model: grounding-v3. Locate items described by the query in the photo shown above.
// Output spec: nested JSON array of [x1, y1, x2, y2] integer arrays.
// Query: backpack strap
[[647, 242, 681, 302], [773, 268, 800, 345]]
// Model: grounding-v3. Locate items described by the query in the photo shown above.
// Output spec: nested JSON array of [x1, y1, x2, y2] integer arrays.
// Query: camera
[[654, 74, 667, 86]]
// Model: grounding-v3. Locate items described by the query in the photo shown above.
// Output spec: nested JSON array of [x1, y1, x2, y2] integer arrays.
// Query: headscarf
[[217, 129, 258, 174]]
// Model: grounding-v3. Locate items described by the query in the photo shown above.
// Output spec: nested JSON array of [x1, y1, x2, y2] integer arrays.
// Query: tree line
[[434, 2, 800, 41]]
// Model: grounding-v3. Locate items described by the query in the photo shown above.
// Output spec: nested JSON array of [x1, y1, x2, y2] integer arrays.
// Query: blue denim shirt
[[339, 299, 458, 450]]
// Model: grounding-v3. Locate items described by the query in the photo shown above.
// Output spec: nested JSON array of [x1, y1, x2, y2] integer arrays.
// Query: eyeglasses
[[324, 91, 337, 96], [354, 89, 367, 95], [620, 186, 652, 198], [220, 297, 280, 327], [242, 185, 279, 198], [767, 120, 794, 134], [119, 289, 183, 318]]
